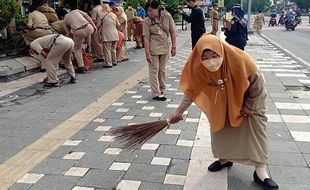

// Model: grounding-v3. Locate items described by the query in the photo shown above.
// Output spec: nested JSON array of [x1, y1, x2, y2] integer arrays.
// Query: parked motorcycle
[[285, 19, 297, 30], [269, 16, 277, 26], [278, 16, 285, 25], [295, 16, 302, 25]]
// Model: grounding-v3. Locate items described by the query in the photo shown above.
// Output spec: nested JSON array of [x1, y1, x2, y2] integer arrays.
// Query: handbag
[[82, 49, 93, 71]]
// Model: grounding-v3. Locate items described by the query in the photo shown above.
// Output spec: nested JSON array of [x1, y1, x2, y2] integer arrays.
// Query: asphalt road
[[262, 16, 310, 67]]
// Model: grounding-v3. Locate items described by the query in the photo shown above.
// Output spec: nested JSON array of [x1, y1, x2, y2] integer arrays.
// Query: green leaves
[[0, 0, 20, 30]]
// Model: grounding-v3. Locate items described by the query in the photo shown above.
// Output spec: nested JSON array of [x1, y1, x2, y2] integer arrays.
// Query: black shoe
[[103, 65, 113, 68], [69, 77, 76, 84], [208, 161, 233, 172], [94, 58, 104, 63], [76, 67, 85, 74], [40, 68, 46, 72], [59, 64, 66, 69], [152, 96, 167, 101], [43, 82, 59, 88], [253, 171, 279, 190], [113, 63, 117, 66]]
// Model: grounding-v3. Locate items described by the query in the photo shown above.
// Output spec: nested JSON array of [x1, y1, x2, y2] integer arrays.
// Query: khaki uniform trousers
[[45, 36, 75, 83], [73, 25, 93, 67], [91, 31, 104, 59], [148, 54, 169, 97], [255, 23, 263, 36], [102, 41, 117, 66], [127, 20, 133, 40], [211, 20, 219, 36]]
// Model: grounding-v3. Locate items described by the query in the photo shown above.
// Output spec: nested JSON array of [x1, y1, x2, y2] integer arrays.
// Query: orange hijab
[[180, 34, 257, 132]]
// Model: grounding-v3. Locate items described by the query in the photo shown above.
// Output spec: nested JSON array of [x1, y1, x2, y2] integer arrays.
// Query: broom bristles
[[110, 120, 170, 149]]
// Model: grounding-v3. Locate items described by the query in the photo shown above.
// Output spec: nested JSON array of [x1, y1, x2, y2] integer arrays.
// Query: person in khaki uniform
[[143, 0, 177, 101], [37, 0, 59, 23], [125, 4, 137, 41], [253, 10, 265, 36], [30, 34, 76, 88], [132, 16, 144, 49], [64, 9, 97, 74], [90, 0, 105, 62], [23, 5, 53, 45], [115, 6, 129, 62], [211, 5, 219, 35], [97, 4, 120, 68]]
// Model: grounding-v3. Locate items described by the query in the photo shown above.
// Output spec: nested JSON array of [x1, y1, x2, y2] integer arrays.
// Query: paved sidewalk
[[1, 30, 310, 190]]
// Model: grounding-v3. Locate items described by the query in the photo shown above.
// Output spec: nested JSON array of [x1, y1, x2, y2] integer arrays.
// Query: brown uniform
[[125, 7, 137, 41], [37, 3, 59, 23], [143, 12, 176, 97], [211, 9, 219, 35], [50, 20, 66, 35], [90, 5, 104, 60], [132, 16, 144, 48], [116, 7, 129, 62], [30, 34, 75, 84], [97, 12, 120, 66], [23, 10, 52, 45], [64, 10, 94, 68], [254, 13, 265, 36]]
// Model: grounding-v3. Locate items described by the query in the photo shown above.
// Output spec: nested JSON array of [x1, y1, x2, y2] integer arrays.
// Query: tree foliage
[[295, 0, 310, 9], [0, 0, 20, 30]]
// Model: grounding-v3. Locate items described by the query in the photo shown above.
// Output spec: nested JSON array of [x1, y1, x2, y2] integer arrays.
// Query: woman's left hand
[[171, 47, 176, 57], [240, 105, 254, 117]]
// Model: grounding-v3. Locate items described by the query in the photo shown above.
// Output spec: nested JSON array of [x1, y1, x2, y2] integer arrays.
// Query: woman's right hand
[[146, 53, 153, 64], [169, 110, 183, 124]]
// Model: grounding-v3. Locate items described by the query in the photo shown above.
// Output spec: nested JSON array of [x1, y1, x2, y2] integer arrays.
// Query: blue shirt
[[137, 7, 146, 18]]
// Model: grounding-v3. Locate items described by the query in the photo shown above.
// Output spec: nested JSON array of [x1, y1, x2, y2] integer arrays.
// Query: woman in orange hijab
[[169, 34, 279, 189]]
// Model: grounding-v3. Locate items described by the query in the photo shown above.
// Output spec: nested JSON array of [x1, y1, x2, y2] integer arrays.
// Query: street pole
[[247, 0, 252, 32]]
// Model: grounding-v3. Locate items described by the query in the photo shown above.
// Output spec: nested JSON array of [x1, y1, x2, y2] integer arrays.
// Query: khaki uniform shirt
[[37, 3, 59, 23], [97, 12, 120, 42], [143, 12, 175, 55], [125, 8, 137, 21], [254, 13, 265, 25], [63, 10, 89, 32], [212, 9, 219, 21], [27, 10, 50, 29], [90, 5, 102, 24], [30, 34, 61, 53]]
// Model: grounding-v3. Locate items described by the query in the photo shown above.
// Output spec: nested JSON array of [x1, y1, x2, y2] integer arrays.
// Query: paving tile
[[167, 159, 189, 175], [185, 118, 199, 123], [164, 174, 186, 185], [63, 152, 85, 160], [141, 143, 159, 150], [269, 165, 310, 185], [112, 102, 124, 106], [98, 135, 115, 142], [28, 175, 79, 190], [266, 114, 283, 122], [147, 134, 178, 145], [296, 142, 310, 154], [268, 151, 307, 167], [64, 167, 90, 177], [165, 129, 181, 135], [103, 148, 122, 155], [75, 152, 116, 169], [120, 115, 135, 120], [149, 112, 163, 117], [17, 173, 44, 184], [131, 95, 142, 99], [151, 157, 171, 166], [116, 180, 141, 190], [62, 140, 82, 147], [176, 140, 194, 147], [116, 149, 154, 164], [281, 115, 310, 123], [95, 126, 112, 132], [72, 186, 95, 190], [93, 118, 105, 123], [7, 183, 33, 190], [124, 163, 167, 183], [115, 108, 129, 113], [136, 100, 148, 104], [142, 106, 155, 110], [156, 145, 192, 159], [126, 91, 137, 94], [72, 139, 110, 153], [77, 170, 124, 189], [31, 158, 76, 175], [109, 162, 131, 171], [290, 131, 310, 142]]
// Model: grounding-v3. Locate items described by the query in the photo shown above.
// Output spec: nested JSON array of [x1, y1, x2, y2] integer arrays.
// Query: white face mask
[[201, 57, 223, 72]]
